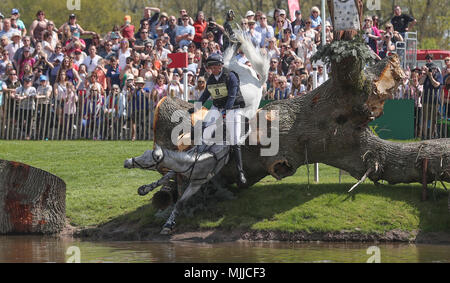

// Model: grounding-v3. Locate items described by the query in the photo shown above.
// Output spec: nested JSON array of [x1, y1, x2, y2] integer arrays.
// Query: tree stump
[[0, 160, 66, 234]]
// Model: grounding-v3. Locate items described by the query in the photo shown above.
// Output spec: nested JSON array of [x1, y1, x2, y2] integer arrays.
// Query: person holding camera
[[202, 17, 224, 49], [378, 32, 395, 59], [419, 62, 443, 139], [222, 10, 235, 51]]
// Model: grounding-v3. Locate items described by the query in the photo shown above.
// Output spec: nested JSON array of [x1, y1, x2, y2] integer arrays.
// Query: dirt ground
[[63, 221, 450, 244]]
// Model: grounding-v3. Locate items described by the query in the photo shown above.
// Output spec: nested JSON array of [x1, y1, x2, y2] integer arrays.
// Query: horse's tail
[[224, 25, 270, 86]]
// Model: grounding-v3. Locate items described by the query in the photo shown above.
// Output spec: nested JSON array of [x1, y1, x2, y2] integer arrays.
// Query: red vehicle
[[416, 50, 450, 69]]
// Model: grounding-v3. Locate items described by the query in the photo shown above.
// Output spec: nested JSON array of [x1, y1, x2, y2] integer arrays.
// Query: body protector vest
[[206, 68, 245, 109]]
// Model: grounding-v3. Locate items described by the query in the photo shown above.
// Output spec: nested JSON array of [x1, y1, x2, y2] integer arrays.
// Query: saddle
[[176, 108, 250, 151]]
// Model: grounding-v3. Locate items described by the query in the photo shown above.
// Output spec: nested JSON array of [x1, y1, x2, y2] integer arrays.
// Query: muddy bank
[[69, 223, 450, 245]]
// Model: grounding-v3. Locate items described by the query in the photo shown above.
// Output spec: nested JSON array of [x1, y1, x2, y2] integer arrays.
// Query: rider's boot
[[232, 145, 247, 185]]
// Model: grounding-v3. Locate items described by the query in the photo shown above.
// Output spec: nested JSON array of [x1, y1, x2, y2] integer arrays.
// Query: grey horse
[[124, 143, 230, 234]]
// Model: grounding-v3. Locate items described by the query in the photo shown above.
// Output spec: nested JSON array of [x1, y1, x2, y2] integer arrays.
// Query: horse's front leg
[[160, 183, 202, 235], [138, 171, 175, 196]]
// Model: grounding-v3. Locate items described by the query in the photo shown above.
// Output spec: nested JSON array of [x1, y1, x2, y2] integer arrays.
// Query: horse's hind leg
[[160, 183, 202, 235], [138, 171, 175, 196]]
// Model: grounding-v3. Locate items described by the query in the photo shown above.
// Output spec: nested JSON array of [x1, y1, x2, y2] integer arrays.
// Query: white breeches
[[202, 106, 246, 145]]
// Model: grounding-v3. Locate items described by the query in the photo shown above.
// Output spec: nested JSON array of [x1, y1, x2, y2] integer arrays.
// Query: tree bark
[[153, 52, 450, 191], [0, 160, 66, 234]]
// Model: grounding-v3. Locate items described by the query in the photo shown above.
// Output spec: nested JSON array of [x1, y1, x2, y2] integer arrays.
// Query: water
[[0, 236, 449, 263]]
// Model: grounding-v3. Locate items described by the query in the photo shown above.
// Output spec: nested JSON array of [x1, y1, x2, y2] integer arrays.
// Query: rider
[[189, 53, 247, 185]]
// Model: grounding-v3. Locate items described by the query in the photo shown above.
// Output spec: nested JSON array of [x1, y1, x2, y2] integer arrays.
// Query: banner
[[288, 0, 300, 22]]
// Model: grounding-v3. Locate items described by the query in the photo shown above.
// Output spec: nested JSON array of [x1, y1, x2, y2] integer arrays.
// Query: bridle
[[131, 150, 165, 170]]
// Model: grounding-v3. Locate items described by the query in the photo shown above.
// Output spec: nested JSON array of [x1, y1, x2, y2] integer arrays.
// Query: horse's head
[[124, 145, 164, 170]]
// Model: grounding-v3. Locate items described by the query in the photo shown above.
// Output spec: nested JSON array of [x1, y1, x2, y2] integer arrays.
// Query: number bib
[[208, 83, 228, 100]]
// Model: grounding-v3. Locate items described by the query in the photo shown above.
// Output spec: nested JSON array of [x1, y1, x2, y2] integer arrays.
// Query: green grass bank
[[1, 141, 449, 241]]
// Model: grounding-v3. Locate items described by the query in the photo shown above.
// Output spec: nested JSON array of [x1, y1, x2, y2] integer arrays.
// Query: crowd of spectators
[[0, 5, 448, 140]]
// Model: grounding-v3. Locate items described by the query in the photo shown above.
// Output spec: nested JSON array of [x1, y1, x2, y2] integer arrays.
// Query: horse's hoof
[[160, 227, 172, 235]]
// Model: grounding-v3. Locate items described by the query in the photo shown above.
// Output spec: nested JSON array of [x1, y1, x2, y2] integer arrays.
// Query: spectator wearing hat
[[246, 10, 256, 22], [120, 15, 136, 40], [106, 55, 121, 91], [185, 70, 196, 90], [10, 9, 26, 37], [278, 9, 292, 31], [14, 75, 37, 139], [35, 74, 52, 139], [154, 12, 169, 38], [5, 31, 21, 62], [246, 19, 262, 48], [58, 13, 95, 38], [103, 25, 123, 45], [309, 6, 322, 30], [391, 5, 416, 38], [176, 14, 195, 49], [129, 76, 149, 140], [291, 10, 305, 35], [0, 18, 20, 40]]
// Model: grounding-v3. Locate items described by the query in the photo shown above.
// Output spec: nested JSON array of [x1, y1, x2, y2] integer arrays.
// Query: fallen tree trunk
[[0, 160, 66, 234], [153, 47, 450, 196]]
